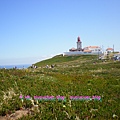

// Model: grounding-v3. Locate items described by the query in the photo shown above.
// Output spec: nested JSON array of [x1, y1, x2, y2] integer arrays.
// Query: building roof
[[70, 47, 76, 50], [106, 48, 113, 51], [87, 46, 100, 48], [83, 50, 92, 52], [69, 47, 77, 51]]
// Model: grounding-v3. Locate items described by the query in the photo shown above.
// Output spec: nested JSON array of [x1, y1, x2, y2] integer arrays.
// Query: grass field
[[0, 55, 120, 119]]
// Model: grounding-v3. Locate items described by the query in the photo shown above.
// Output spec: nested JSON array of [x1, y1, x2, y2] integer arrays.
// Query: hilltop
[[35, 54, 98, 67]]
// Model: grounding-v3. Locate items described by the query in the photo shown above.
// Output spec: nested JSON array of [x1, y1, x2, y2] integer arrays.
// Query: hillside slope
[[35, 54, 98, 67], [0, 54, 120, 119]]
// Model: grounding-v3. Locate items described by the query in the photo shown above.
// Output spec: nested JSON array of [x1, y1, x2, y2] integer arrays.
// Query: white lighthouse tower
[[77, 36, 82, 51]]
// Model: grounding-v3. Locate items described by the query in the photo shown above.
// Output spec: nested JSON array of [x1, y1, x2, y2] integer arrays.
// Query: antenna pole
[[113, 44, 114, 53]]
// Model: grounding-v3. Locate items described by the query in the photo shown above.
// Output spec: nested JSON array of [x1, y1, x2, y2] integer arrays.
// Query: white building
[[83, 46, 101, 52], [63, 36, 103, 56], [106, 48, 114, 54]]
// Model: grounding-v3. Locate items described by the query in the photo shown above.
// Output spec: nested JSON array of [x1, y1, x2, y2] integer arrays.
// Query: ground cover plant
[[0, 55, 120, 119]]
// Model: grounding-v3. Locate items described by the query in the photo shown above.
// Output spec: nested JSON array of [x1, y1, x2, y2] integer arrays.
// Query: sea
[[0, 64, 31, 69]]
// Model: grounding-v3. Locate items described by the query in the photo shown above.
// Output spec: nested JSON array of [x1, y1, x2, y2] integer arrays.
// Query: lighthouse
[[77, 36, 82, 51]]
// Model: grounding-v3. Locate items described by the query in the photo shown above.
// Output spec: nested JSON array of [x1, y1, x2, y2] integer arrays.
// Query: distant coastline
[[0, 64, 31, 69]]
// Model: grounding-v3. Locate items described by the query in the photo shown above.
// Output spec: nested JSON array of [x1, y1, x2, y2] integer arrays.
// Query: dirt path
[[0, 108, 30, 120]]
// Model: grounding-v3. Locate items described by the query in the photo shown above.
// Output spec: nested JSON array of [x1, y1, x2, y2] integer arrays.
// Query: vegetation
[[0, 55, 120, 119]]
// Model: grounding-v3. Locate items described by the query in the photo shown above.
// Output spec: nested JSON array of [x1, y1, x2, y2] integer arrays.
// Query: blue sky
[[0, 0, 120, 65]]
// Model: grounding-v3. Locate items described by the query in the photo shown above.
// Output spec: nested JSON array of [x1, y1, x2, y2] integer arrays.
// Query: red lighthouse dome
[[77, 36, 81, 42]]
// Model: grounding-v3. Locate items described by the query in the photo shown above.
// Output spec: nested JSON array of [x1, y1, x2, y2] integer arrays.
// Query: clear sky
[[0, 0, 120, 65]]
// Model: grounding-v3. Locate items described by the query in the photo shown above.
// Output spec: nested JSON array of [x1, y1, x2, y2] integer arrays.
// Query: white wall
[[63, 51, 103, 56]]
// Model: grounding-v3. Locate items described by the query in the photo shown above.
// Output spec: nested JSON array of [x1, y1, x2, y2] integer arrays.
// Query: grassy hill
[[0, 55, 120, 119], [35, 54, 98, 67]]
